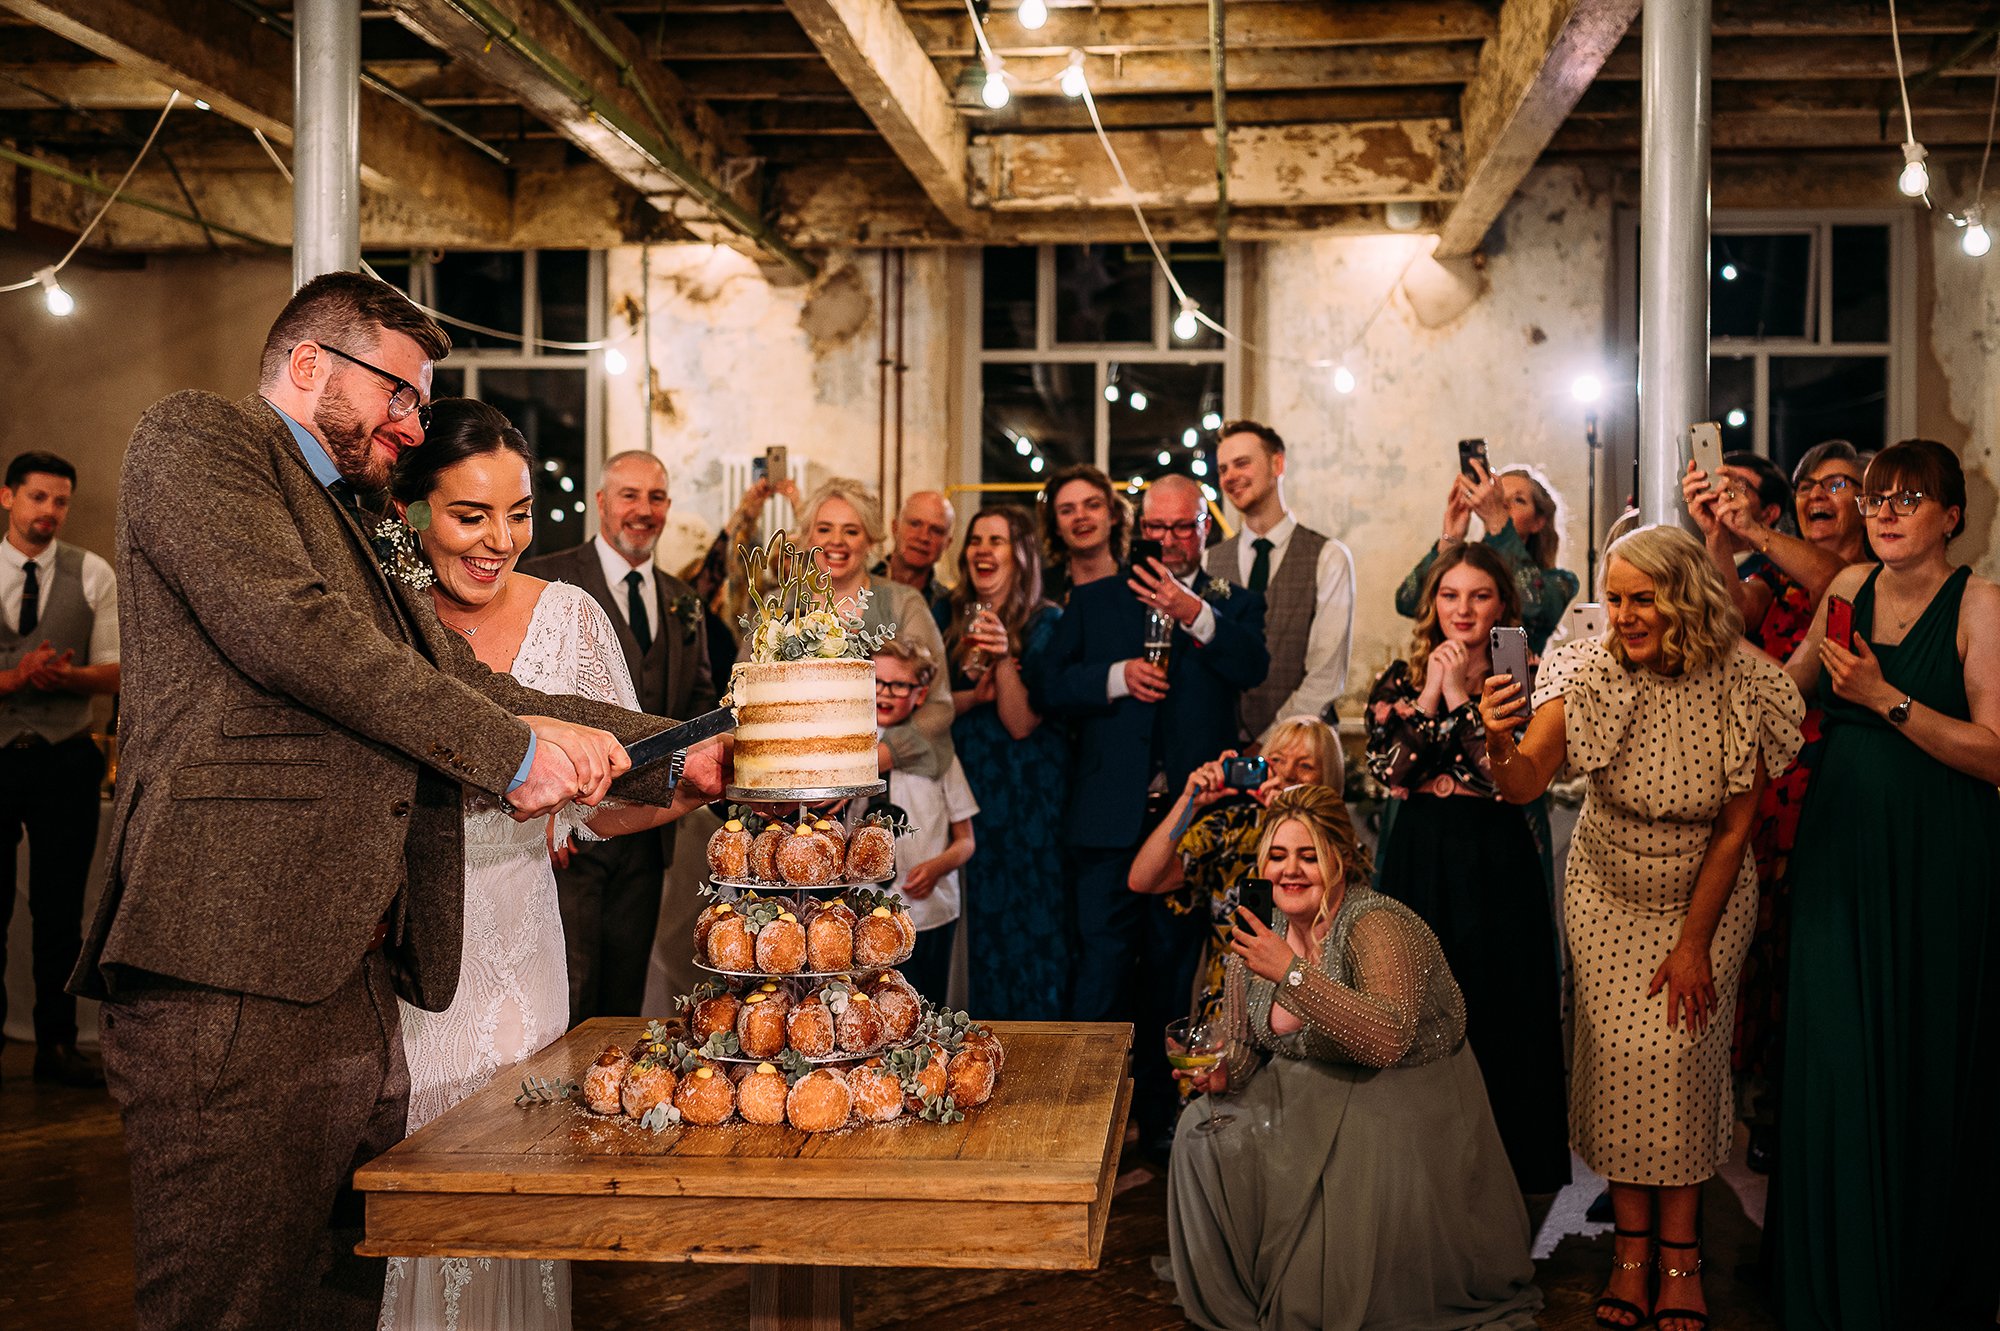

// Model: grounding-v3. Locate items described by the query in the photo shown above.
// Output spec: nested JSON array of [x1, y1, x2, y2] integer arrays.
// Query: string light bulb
[[1014, 435, 1033, 455], [1156, 450, 1172, 466], [1059, 52, 1088, 98], [1129, 390, 1149, 411], [1571, 373, 1603, 404], [1029, 454, 1046, 473], [981, 62, 1010, 110], [1962, 206, 1993, 257], [1332, 364, 1356, 395], [1017, 0, 1047, 30], [603, 346, 628, 376], [1103, 383, 1120, 402], [1201, 410, 1222, 431], [1181, 427, 1198, 447], [1173, 300, 1199, 341], [1898, 141, 1930, 198], [1191, 457, 1208, 477], [36, 267, 73, 317]]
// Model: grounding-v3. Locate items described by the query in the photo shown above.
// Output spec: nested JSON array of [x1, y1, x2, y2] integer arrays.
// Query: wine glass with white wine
[[1164, 1015, 1234, 1133]]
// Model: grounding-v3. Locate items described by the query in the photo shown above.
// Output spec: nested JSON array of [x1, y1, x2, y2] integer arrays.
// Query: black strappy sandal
[[1653, 1238, 1709, 1331], [1596, 1225, 1654, 1329]]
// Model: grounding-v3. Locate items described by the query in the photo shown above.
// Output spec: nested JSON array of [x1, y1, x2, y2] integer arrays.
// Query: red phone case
[[1826, 596, 1855, 650]]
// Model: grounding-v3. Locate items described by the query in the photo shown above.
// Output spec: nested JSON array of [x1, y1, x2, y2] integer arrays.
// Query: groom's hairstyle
[[259, 272, 451, 386]]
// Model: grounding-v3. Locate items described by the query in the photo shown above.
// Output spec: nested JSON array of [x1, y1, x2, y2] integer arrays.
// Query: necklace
[[437, 598, 505, 638], [1879, 568, 1951, 632]]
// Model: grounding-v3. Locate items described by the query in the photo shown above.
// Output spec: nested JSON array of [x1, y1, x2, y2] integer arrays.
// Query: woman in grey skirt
[[1167, 785, 1542, 1331]]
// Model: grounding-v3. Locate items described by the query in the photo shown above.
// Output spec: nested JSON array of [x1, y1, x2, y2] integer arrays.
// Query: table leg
[[747, 1265, 852, 1331]]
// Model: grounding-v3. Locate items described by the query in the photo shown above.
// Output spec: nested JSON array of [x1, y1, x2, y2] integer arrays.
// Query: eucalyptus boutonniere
[[1202, 575, 1234, 603], [672, 591, 703, 643], [371, 500, 435, 591]]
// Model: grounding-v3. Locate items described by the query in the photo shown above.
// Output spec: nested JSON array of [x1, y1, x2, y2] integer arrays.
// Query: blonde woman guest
[[1397, 461, 1577, 652], [1480, 525, 1803, 1331], [1127, 716, 1347, 1028], [1168, 785, 1541, 1331], [798, 477, 954, 777]]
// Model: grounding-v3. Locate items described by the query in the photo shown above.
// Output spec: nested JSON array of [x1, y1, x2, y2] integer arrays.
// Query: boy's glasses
[[874, 679, 920, 698]]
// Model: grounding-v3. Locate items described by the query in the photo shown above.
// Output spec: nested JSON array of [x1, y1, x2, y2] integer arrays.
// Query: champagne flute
[[1164, 1015, 1234, 1133], [963, 601, 996, 679], [1143, 607, 1174, 670]]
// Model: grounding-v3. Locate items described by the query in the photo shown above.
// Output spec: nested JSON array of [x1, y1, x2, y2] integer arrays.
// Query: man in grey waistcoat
[[0, 451, 119, 1086], [1205, 420, 1355, 741], [522, 450, 716, 1018]]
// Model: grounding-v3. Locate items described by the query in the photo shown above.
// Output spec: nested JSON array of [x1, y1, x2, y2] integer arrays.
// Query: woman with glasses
[[939, 505, 1072, 1018], [1773, 440, 2000, 1331]]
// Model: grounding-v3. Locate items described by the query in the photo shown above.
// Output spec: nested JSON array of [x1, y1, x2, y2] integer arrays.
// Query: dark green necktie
[[1248, 537, 1274, 594]]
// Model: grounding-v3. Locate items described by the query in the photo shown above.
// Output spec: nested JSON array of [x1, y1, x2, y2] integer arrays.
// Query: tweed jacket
[[72, 392, 684, 1012]]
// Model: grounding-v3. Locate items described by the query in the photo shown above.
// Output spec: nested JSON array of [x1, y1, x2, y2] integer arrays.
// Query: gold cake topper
[[737, 529, 897, 663]]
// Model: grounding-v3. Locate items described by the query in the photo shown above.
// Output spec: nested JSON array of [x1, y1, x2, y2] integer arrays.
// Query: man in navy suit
[[1030, 474, 1268, 1154]]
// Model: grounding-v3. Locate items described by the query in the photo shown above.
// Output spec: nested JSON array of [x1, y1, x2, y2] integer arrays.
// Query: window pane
[[1107, 363, 1225, 492], [1830, 226, 1890, 344], [537, 250, 591, 347], [1713, 234, 1812, 340], [1711, 357, 1756, 453], [477, 368, 588, 556], [1769, 356, 1887, 475], [1055, 244, 1154, 345], [431, 367, 466, 398], [1170, 246, 1226, 351], [432, 252, 525, 349], [982, 247, 1036, 350], [981, 363, 1094, 493], [363, 251, 416, 293]]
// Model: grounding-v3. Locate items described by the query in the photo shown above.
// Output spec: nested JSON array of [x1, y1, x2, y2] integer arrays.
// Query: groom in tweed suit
[[71, 273, 723, 1331]]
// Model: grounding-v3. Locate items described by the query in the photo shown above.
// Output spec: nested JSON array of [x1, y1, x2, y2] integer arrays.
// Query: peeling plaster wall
[[603, 245, 954, 575], [1247, 166, 1613, 711], [1920, 192, 1999, 580]]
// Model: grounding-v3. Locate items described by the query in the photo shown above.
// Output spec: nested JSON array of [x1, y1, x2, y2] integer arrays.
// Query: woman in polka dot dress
[[1479, 525, 1803, 1331]]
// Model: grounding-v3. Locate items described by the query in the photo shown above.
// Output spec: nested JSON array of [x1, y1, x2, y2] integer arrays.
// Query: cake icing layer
[[730, 658, 879, 790]]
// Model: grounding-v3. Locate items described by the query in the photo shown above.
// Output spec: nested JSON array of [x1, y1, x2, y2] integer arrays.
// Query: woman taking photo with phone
[[939, 504, 1071, 1019], [1479, 525, 1803, 1331], [1366, 543, 1569, 1196], [1773, 439, 2000, 1331], [1167, 784, 1541, 1331], [1397, 457, 1576, 652]]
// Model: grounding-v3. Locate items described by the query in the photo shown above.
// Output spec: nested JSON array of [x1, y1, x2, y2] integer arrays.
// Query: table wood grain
[[357, 1019, 1133, 1272]]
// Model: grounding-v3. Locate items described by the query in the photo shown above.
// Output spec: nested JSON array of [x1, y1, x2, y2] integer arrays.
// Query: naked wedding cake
[[724, 530, 897, 794]]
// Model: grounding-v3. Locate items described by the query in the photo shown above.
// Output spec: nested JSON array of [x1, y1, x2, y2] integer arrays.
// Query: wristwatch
[[1284, 957, 1308, 988], [1888, 694, 1914, 726], [665, 748, 686, 793]]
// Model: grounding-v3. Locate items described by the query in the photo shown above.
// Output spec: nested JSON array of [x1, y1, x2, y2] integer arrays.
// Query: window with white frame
[[365, 249, 604, 556], [965, 244, 1236, 506], [1614, 211, 1914, 482]]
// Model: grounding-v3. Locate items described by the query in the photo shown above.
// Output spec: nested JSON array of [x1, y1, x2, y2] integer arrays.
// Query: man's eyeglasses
[[1138, 519, 1205, 540], [1856, 490, 1928, 518], [1795, 475, 1856, 498], [310, 343, 433, 430], [874, 678, 921, 698]]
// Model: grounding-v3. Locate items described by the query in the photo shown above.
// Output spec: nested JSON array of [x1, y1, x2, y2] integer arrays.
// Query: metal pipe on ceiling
[[294, 0, 363, 284], [1208, 0, 1228, 244], [0, 144, 281, 248]]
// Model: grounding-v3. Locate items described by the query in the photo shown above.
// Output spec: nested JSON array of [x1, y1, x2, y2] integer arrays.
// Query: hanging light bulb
[[1029, 454, 1046, 473], [1963, 207, 1993, 257], [1017, 0, 1047, 30], [1332, 364, 1356, 395], [981, 61, 1010, 110], [1172, 300, 1199, 341], [1181, 427, 1198, 447], [1718, 262, 1739, 282], [1191, 457, 1208, 477], [1201, 482, 1218, 503], [1103, 383, 1120, 402], [1156, 450, 1172, 466], [1059, 52, 1088, 98], [1571, 373, 1603, 404], [1129, 390, 1149, 411], [603, 346, 628, 376], [36, 267, 74, 317], [1898, 141, 1930, 198], [1201, 410, 1222, 431]]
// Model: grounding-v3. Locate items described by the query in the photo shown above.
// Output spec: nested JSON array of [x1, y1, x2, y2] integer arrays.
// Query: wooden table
[[356, 1019, 1132, 1330]]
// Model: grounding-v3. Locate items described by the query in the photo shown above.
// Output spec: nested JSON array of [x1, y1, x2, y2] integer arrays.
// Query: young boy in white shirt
[[872, 639, 977, 1004]]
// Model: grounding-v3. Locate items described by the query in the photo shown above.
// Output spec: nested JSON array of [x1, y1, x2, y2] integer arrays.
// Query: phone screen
[[1129, 537, 1164, 570], [1825, 596, 1855, 651], [1237, 877, 1275, 928]]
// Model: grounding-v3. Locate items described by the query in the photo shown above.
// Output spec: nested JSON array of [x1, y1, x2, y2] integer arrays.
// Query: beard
[[608, 525, 660, 563], [313, 389, 390, 489]]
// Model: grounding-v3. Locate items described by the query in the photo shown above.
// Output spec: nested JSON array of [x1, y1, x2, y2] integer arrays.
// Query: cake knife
[[622, 704, 737, 774]]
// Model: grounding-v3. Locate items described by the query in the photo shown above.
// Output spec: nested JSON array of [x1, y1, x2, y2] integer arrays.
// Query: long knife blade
[[624, 705, 736, 773]]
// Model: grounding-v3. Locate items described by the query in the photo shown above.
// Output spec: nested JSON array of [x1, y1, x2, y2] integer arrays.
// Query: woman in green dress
[[1395, 461, 1577, 652], [1775, 440, 2000, 1331]]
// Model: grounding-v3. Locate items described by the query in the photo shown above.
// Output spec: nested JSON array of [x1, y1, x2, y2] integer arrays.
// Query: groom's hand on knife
[[515, 715, 631, 814]]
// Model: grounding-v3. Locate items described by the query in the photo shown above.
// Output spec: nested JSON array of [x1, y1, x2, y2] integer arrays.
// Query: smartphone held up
[[1489, 626, 1534, 720]]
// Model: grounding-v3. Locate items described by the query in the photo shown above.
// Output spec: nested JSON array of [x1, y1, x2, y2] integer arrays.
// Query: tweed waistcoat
[[0, 544, 95, 742], [1206, 525, 1327, 739]]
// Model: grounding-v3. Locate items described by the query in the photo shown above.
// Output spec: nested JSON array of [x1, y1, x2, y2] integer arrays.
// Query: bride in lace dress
[[377, 402, 688, 1331]]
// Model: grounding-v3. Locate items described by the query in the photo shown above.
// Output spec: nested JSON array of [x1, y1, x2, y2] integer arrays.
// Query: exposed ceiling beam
[[1434, 0, 1639, 259], [970, 118, 1461, 210], [781, 0, 982, 233], [1599, 35, 2000, 80], [905, 1, 1498, 56], [386, 0, 811, 273], [0, 0, 514, 237], [1552, 108, 2000, 152], [0, 63, 176, 110]]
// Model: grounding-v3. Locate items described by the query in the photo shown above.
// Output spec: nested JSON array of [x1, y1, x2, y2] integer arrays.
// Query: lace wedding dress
[[380, 581, 639, 1331]]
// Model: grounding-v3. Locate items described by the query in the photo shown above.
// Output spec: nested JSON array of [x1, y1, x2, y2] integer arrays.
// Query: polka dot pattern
[[1534, 639, 1805, 1187]]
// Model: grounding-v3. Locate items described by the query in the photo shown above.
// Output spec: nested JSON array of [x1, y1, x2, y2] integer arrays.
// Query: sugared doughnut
[[705, 915, 757, 972], [689, 991, 742, 1043], [852, 906, 907, 968], [961, 1023, 1006, 1073], [786, 994, 837, 1058], [672, 1061, 737, 1126], [848, 1059, 904, 1123], [735, 989, 792, 1059], [737, 1063, 790, 1125], [889, 910, 917, 965], [754, 912, 808, 974], [786, 1067, 853, 1133], [902, 1041, 949, 1112], [582, 1044, 630, 1115], [835, 992, 887, 1055], [706, 818, 753, 879], [620, 1059, 676, 1119], [845, 824, 895, 881], [749, 825, 786, 881], [692, 901, 736, 957], [947, 1047, 997, 1107], [776, 824, 839, 886], [869, 974, 922, 1043], [811, 817, 848, 850], [804, 900, 856, 972]]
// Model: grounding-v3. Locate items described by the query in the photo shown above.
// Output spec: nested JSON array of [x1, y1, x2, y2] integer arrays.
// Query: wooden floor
[[1, 1037, 1776, 1329]]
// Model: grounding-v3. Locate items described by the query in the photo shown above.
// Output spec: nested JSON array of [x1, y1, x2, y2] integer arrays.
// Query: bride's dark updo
[[389, 397, 534, 506]]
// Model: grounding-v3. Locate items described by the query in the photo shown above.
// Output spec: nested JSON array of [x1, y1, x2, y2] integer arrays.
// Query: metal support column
[[293, 0, 361, 286], [1635, 0, 1711, 526]]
